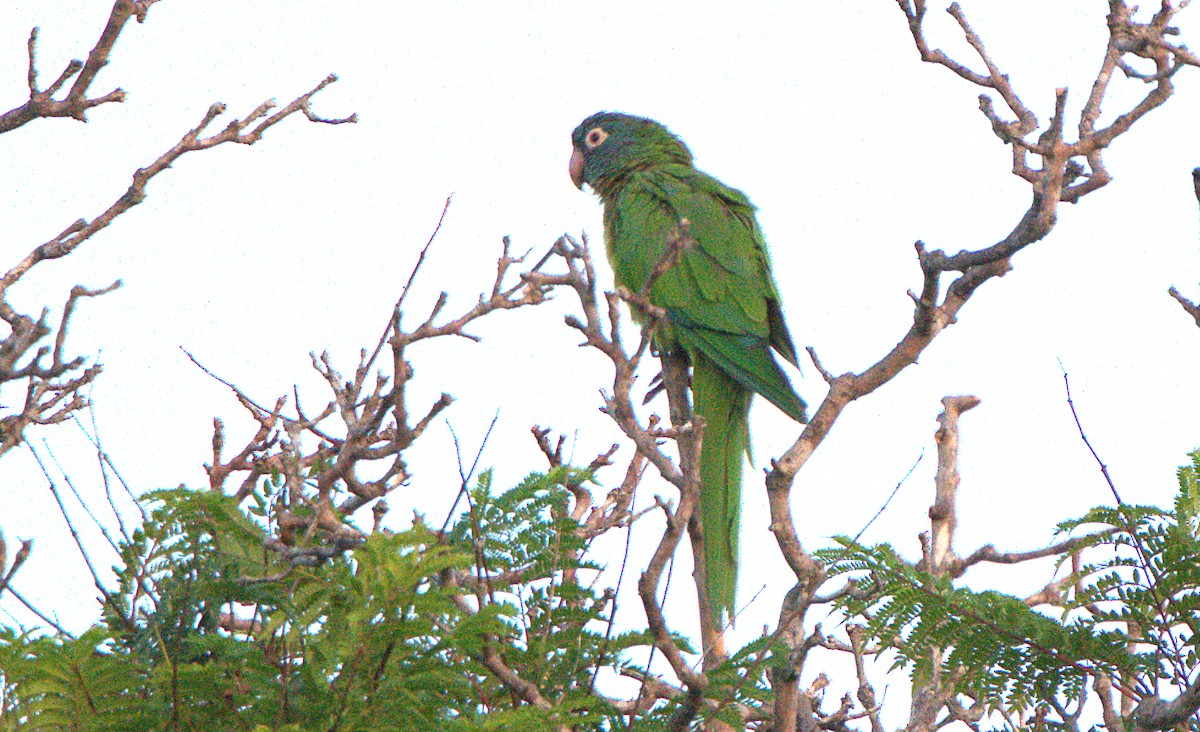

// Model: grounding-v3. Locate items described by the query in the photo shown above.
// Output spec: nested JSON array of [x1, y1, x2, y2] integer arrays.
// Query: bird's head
[[569, 112, 692, 197]]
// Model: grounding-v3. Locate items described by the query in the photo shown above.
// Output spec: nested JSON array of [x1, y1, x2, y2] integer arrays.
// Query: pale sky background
[[3, 0, 1200, 717]]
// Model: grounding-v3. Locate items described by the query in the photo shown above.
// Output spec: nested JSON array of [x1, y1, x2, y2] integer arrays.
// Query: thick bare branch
[[950, 530, 1117, 580], [928, 395, 979, 573], [0, 1, 158, 133], [1168, 285, 1200, 327], [1132, 676, 1200, 732]]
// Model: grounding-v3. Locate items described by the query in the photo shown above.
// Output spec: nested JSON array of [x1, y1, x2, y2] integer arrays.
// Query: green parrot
[[569, 111, 808, 625]]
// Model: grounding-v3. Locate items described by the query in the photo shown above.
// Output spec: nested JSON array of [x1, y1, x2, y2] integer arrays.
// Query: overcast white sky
[[3, 1, 1200, 707]]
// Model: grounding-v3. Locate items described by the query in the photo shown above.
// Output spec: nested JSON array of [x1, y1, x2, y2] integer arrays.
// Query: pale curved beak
[[569, 147, 585, 190]]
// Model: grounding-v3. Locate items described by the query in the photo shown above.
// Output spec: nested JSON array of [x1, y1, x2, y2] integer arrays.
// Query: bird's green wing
[[602, 162, 807, 625], [605, 166, 806, 422]]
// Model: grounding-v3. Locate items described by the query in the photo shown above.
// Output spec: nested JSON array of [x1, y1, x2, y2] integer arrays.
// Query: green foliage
[[1055, 448, 1200, 689], [19, 441, 1200, 729], [0, 467, 661, 730], [0, 626, 154, 730], [818, 448, 1200, 729], [111, 486, 287, 658], [442, 467, 656, 727], [447, 466, 593, 576], [819, 539, 1134, 718]]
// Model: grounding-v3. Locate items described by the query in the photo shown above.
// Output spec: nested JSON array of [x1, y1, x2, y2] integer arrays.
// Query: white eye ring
[[585, 127, 608, 149]]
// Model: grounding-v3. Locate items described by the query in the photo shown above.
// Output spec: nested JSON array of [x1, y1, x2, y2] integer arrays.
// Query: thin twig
[[363, 194, 453, 379], [1060, 364, 1122, 505]]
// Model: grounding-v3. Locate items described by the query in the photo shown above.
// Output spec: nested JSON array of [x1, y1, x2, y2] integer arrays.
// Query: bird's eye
[[585, 127, 608, 149]]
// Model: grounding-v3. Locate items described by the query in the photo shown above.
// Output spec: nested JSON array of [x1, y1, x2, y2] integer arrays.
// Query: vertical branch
[[542, 227, 724, 718], [659, 349, 724, 666], [634, 350, 711, 723], [848, 625, 885, 732], [929, 395, 979, 573], [906, 395, 978, 732]]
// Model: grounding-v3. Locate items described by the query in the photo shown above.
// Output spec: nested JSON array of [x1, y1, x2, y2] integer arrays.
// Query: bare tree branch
[[927, 395, 979, 574], [0, 1, 160, 134], [761, 5, 1200, 725], [905, 395, 978, 732], [0, 72, 351, 460], [1168, 285, 1200, 327], [950, 530, 1117, 579], [1132, 676, 1200, 732]]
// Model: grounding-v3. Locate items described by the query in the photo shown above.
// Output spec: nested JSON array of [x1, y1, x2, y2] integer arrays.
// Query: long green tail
[[691, 351, 752, 627]]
